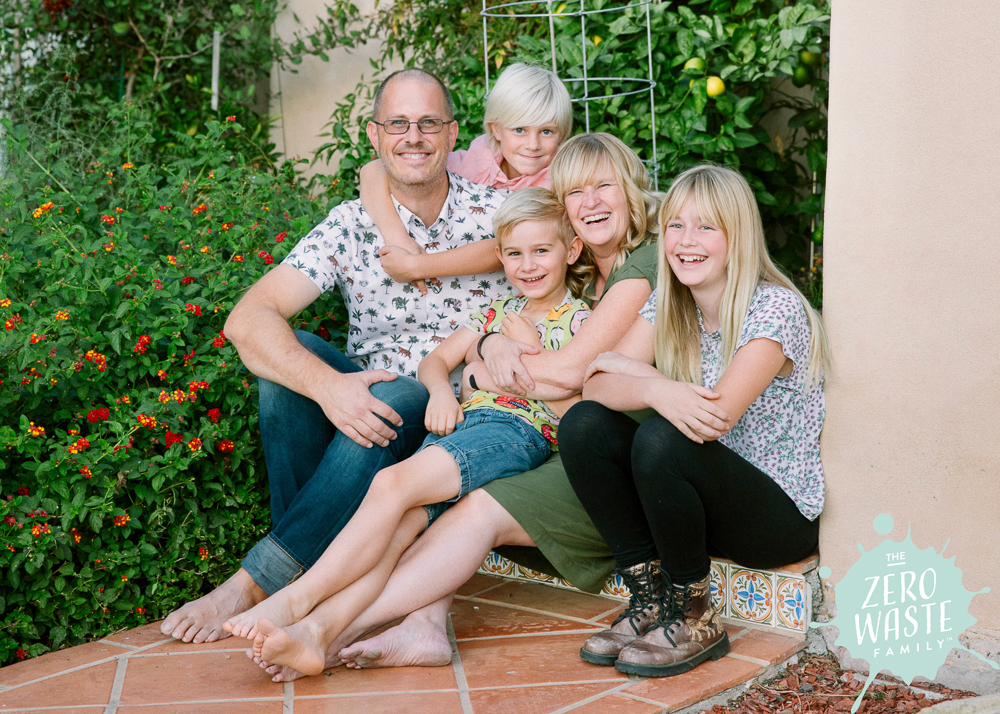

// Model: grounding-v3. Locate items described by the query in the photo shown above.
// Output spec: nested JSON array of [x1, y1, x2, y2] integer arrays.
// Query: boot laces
[[611, 563, 660, 635], [648, 566, 692, 647]]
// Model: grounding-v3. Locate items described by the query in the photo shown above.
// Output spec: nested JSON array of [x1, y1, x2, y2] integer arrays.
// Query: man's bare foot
[[224, 589, 305, 640], [248, 617, 329, 676], [338, 616, 452, 669], [161, 568, 266, 643]]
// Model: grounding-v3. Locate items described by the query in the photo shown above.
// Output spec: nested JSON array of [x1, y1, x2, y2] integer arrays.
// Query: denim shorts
[[421, 409, 551, 525]]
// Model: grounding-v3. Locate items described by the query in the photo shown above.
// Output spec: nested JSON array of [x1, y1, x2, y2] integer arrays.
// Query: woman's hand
[[583, 350, 653, 382], [378, 244, 427, 295], [425, 389, 464, 436], [499, 312, 542, 348], [648, 379, 730, 444], [479, 332, 540, 395]]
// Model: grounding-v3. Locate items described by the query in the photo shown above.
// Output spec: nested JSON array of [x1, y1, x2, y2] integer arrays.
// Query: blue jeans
[[241, 331, 430, 594]]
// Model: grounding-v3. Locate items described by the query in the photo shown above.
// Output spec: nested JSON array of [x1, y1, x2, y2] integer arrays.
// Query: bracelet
[[477, 331, 499, 359]]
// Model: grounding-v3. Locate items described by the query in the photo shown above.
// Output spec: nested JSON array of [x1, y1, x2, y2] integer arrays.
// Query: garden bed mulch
[[707, 653, 980, 713]]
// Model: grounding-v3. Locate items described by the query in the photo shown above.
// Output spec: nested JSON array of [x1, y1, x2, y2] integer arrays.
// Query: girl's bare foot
[[249, 617, 329, 677], [161, 569, 266, 643], [223, 589, 306, 640], [339, 616, 451, 669]]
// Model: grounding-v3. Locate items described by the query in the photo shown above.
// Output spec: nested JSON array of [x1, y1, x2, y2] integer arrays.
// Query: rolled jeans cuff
[[241, 534, 306, 596]]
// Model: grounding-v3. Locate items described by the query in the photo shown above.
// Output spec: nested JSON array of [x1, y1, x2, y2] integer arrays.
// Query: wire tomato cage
[[481, 0, 659, 188]]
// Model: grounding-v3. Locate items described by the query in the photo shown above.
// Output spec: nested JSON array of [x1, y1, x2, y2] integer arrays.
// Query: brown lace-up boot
[[614, 570, 729, 677], [580, 560, 663, 665]]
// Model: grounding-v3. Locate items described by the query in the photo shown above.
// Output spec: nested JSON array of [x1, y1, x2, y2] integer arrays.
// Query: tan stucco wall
[[270, 0, 391, 179], [822, 0, 1000, 677]]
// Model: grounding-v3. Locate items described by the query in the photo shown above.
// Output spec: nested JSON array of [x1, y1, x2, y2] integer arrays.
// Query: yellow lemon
[[555, 2, 567, 13], [593, 35, 602, 46], [706, 76, 725, 97], [683, 57, 705, 72]]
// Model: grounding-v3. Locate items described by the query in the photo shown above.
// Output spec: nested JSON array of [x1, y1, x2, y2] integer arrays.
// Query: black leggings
[[559, 401, 819, 585]]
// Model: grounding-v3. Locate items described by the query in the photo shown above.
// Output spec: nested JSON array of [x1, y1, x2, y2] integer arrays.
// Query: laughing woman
[[558, 164, 831, 677]]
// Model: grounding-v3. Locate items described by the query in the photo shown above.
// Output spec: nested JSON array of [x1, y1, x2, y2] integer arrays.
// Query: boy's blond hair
[[493, 188, 591, 299], [484, 63, 573, 154]]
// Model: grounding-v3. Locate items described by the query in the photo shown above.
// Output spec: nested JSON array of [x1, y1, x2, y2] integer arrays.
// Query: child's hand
[[499, 312, 542, 347], [425, 390, 464, 436], [378, 244, 427, 295]]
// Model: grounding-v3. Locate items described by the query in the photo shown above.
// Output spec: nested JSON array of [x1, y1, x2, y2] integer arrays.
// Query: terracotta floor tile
[[0, 641, 119, 687], [727, 627, 805, 664], [724, 622, 749, 640], [293, 661, 458, 696], [450, 599, 599, 640], [457, 574, 506, 597], [468, 681, 625, 713], [119, 651, 282, 705], [144, 634, 252, 655], [458, 633, 629, 689], [473, 581, 624, 620], [625, 654, 762, 709], [570, 693, 667, 713], [596, 607, 626, 626], [0, 707, 107, 714], [103, 621, 174, 648], [294, 691, 464, 713], [0, 660, 117, 708], [118, 703, 284, 713]]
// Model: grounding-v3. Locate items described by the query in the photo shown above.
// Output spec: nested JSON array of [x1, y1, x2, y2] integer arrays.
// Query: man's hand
[[317, 369, 404, 448], [425, 389, 464, 437], [480, 333, 540, 395], [499, 312, 542, 348], [378, 244, 427, 295]]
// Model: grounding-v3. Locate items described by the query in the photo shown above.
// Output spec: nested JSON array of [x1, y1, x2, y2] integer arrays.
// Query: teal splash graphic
[[814, 514, 996, 713]]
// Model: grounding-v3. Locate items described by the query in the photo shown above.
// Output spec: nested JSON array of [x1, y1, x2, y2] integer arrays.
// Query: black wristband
[[477, 331, 498, 359], [468, 374, 479, 391]]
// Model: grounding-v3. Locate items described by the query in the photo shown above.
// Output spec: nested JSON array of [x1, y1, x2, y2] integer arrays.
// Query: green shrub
[[0, 101, 349, 664]]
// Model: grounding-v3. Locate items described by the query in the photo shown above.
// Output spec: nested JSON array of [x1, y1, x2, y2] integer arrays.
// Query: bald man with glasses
[[160, 68, 512, 645]]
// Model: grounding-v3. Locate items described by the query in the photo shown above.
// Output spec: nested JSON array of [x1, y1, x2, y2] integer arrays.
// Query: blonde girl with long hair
[[559, 164, 831, 678]]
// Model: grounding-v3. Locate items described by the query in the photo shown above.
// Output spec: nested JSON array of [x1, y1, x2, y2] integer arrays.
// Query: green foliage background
[[0, 0, 828, 665]]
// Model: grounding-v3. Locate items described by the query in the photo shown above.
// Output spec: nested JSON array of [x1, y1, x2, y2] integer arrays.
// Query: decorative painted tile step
[[0, 574, 807, 714], [478, 549, 820, 636]]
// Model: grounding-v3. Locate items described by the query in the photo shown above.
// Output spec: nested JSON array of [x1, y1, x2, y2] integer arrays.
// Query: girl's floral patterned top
[[461, 291, 591, 448], [640, 284, 825, 520], [283, 172, 513, 390]]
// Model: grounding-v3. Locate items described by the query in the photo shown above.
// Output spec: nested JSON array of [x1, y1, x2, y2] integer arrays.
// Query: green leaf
[[112, 22, 130, 35], [230, 4, 246, 17], [676, 29, 694, 58], [90, 511, 103, 533], [733, 0, 754, 14], [732, 132, 758, 148]]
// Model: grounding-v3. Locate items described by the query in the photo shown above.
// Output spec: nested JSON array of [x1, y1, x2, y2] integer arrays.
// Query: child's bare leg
[[224, 447, 460, 638], [336, 488, 536, 666], [249, 506, 429, 677]]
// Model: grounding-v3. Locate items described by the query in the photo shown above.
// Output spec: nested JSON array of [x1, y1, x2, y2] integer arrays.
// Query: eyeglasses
[[372, 118, 455, 135]]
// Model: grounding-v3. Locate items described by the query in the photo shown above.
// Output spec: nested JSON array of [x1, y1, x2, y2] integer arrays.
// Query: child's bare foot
[[339, 617, 452, 669], [245, 642, 345, 682], [251, 617, 330, 677], [224, 590, 305, 640], [161, 569, 266, 643]]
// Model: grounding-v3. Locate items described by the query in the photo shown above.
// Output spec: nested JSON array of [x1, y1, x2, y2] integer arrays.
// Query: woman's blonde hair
[[492, 188, 593, 299], [549, 133, 661, 297], [653, 164, 831, 389], [484, 63, 573, 154]]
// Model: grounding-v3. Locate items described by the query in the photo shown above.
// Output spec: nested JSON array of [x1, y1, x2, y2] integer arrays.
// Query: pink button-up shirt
[[447, 134, 552, 190]]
